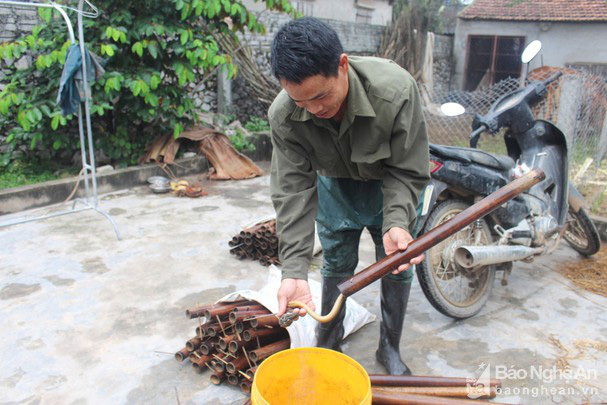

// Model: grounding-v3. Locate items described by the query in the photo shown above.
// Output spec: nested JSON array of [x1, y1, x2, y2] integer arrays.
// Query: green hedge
[[0, 0, 293, 167]]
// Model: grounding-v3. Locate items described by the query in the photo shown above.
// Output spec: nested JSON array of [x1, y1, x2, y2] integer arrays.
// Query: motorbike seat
[[429, 144, 515, 172]]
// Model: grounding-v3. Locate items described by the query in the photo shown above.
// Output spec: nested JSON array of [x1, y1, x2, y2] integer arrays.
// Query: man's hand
[[277, 278, 315, 316], [383, 227, 424, 275]]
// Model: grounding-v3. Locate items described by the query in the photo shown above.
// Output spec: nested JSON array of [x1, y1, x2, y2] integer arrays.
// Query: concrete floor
[[1, 172, 606, 405]]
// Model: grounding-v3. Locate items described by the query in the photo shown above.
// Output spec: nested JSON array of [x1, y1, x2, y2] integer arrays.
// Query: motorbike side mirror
[[440, 102, 466, 117], [521, 40, 542, 64]]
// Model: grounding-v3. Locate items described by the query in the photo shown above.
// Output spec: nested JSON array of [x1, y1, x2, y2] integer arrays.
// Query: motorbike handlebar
[[469, 125, 486, 139], [469, 125, 486, 148]]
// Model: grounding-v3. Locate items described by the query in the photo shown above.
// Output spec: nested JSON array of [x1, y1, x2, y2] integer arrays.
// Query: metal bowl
[[147, 176, 170, 186], [149, 183, 171, 193]]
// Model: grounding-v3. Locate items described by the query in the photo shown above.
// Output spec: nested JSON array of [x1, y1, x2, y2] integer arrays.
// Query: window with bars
[[464, 35, 525, 91], [292, 0, 314, 16], [355, 6, 374, 24]]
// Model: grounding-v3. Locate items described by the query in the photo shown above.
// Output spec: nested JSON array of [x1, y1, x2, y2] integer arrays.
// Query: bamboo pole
[[369, 375, 502, 389]]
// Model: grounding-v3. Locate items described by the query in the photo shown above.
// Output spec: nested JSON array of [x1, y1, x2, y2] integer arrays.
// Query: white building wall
[[453, 19, 607, 89], [243, 0, 392, 26]]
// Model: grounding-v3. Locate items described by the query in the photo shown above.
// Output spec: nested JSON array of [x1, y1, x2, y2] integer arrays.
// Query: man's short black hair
[[271, 17, 344, 84]]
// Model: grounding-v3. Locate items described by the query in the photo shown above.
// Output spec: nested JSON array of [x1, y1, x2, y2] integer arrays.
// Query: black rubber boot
[[316, 277, 347, 351], [376, 278, 413, 375]]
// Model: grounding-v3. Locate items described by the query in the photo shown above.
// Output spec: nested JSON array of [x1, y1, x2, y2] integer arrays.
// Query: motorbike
[[415, 41, 601, 319]]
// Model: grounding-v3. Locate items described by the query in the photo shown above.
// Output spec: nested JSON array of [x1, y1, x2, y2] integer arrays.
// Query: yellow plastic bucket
[[251, 347, 371, 405]]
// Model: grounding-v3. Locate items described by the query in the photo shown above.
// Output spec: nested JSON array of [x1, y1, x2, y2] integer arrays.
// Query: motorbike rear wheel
[[563, 207, 601, 256], [416, 199, 496, 319]]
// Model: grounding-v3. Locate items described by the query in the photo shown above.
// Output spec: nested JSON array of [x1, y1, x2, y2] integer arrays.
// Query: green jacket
[[269, 56, 430, 280]]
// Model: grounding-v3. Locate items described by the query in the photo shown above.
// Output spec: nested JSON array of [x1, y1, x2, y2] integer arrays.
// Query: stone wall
[[229, 12, 388, 122], [1, 6, 453, 126], [0, 4, 38, 43], [432, 34, 454, 92], [241, 12, 386, 55]]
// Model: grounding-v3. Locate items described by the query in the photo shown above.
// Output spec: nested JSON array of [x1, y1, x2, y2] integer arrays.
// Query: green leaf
[[30, 133, 42, 150], [154, 24, 165, 36], [0, 99, 9, 115], [101, 44, 115, 57], [53, 140, 62, 150], [132, 42, 143, 57], [173, 123, 183, 138], [104, 78, 114, 93], [150, 75, 161, 90], [26, 110, 36, 123], [33, 108, 42, 122], [177, 70, 186, 86], [139, 80, 149, 95], [40, 105, 51, 117], [180, 30, 188, 46], [25, 35, 36, 48], [51, 114, 60, 130], [174, 62, 185, 76], [38, 8, 52, 23], [145, 93, 159, 107], [115, 77, 123, 91], [133, 81, 142, 96], [181, 4, 189, 20], [195, 1, 204, 16], [18, 111, 30, 131], [36, 55, 46, 70], [148, 42, 158, 59], [111, 29, 121, 42]]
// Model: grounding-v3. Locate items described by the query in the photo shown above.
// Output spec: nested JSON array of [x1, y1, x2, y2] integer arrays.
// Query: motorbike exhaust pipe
[[455, 245, 544, 268]]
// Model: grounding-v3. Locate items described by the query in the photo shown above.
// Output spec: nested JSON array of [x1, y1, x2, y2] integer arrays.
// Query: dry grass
[[558, 245, 607, 298], [548, 334, 607, 370], [571, 158, 607, 217]]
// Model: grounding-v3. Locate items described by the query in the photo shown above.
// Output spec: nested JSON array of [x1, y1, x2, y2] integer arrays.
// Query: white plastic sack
[[218, 265, 375, 347]]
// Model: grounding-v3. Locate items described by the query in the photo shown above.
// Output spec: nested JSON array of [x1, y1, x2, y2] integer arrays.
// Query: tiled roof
[[459, 0, 607, 22]]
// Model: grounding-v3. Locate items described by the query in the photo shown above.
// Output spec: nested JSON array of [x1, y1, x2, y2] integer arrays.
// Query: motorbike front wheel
[[563, 207, 601, 256], [416, 199, 496, 319]]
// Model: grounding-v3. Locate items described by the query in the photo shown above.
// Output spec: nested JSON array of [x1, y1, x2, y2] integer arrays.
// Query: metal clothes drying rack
[[0, 0, 121, 240]]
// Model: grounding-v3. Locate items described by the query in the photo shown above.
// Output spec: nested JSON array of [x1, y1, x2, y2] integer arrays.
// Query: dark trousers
[[316, 175, 413, 284]]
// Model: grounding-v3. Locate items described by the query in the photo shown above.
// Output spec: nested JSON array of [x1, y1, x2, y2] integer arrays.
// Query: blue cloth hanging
[[56, 44, 105, 116]]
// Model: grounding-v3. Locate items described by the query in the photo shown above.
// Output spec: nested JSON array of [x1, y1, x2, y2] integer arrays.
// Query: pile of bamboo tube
[[176, 299, 290, 394], [229, 219, 280, 267], [370, 374, 503, 404]]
